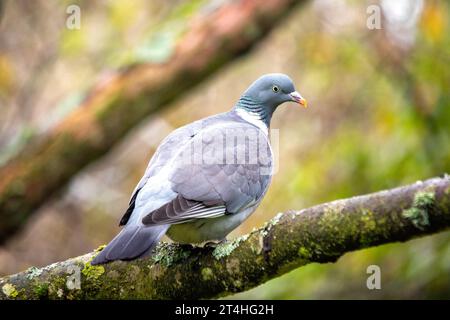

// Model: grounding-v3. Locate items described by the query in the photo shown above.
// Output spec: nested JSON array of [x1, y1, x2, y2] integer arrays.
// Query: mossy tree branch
[[1, 176, 449, 300], [0, 0, 304, 243]]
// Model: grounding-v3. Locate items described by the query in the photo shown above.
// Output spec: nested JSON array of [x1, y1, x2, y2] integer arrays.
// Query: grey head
[[234, 73, 307, 127]]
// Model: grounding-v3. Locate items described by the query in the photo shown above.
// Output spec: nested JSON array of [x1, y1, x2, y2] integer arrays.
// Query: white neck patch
[[236, 108, 268, 136]]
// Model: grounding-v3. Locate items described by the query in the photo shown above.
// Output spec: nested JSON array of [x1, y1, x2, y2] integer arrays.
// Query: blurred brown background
[[0, 0, 449, 298]]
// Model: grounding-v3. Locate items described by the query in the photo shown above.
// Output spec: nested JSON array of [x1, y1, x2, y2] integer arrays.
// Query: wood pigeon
[[92, 73, 307, 264]]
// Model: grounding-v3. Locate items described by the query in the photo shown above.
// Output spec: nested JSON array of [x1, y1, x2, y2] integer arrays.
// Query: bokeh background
[[0, 0, 449, 299]]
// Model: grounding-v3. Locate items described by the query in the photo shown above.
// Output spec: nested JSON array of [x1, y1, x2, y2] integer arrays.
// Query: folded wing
[[142, 123, 272, 226]]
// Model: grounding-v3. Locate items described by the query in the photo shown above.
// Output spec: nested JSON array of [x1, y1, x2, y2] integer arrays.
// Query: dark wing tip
[[119, 188, 142, 226]]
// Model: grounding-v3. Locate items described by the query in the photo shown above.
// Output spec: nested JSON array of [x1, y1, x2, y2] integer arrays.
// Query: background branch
[[1, 176, 448, 300]]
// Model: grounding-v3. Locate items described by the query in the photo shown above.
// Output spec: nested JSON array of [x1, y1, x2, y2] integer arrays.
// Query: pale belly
[[166, 206, 256, 244]]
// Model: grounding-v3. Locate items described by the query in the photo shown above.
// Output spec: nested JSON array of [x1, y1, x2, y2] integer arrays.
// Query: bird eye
[[272, 85, 279, 93]]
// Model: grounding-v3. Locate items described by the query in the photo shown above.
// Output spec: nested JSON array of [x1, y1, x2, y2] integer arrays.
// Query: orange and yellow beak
[[290, 91, 307, 108]]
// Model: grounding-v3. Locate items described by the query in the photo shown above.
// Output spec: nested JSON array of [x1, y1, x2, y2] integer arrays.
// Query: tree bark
[[0, 0, 303, 243], [1, 176, 449, 300]]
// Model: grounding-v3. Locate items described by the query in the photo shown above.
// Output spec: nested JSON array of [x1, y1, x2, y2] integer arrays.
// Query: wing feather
[[142, 195, 226, 225]]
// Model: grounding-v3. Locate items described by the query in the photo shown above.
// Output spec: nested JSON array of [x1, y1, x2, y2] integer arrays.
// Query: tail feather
[[91, 224, 169, 265]]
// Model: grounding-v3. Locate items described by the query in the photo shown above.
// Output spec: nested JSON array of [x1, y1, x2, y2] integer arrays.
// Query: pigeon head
[[234, 73, 306, 128], [244, 73, 307, 108]]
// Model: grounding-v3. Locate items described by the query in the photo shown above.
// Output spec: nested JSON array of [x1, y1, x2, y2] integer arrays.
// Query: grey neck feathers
[[233, 95, 274, 128]]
